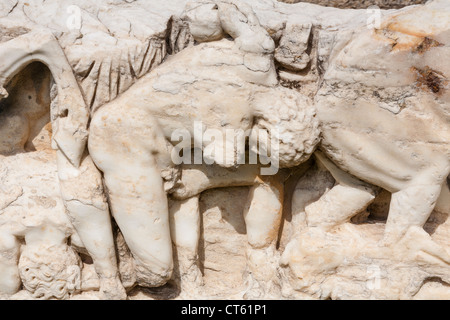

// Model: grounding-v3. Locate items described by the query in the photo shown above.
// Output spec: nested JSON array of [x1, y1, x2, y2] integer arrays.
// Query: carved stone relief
[[0, 0, 448, 300]]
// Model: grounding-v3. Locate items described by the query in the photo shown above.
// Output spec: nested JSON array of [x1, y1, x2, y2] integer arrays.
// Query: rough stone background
[[278, 0, 427, 9]]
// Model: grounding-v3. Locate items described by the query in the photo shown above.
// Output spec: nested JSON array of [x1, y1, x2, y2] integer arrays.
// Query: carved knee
[[134, 259, 173, 288]]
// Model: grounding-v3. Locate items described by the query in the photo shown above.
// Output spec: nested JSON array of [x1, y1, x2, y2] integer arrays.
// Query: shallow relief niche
[[0, 0, 449, 300]]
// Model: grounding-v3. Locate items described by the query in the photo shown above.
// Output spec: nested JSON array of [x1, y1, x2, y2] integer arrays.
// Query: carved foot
[[387, 226, 450, 265], [243, 272, 282, 300], [175, 253, 204, 299], [243, 246, 281, 300], [99, 276, 127, 300]]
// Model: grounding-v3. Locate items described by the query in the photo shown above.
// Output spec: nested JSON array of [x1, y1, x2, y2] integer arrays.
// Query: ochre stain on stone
[[412, 66, 447, 94], [413, 37, 444, 54]]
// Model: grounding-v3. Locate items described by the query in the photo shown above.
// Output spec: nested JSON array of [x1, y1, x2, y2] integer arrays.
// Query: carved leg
[[306, 152, 379, 230], [243, 175, 284, 299], [382, 160, 450, 250], [291, 162, 335, 234], [171, 164, 260, 200], [169, 196, 203, 295], [279, 162, 333, 293], [435, 177, 450, 215], [384, 181, 450, 264], [385, 185, 441, 243], [169, 164, 270, 297], [0, 232, 20, 296], [57, 151, 126, 300], [89, 106, 173, 288]]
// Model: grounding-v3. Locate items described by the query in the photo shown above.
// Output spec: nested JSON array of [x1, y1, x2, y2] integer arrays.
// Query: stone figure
[[0, 0, 448, 300], [0, 28, 124, 299], [271, 0, 449, 299], [309, 0, 450, 250], [161, 0, 450, 299], [87, 0, 318, 291]]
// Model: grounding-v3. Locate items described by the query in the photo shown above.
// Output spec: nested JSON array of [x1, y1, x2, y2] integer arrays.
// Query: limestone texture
[[0, 0, 448, 300]]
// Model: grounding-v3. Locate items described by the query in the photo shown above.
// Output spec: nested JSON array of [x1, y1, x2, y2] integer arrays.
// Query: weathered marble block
[[0, 0, 448, 300]]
